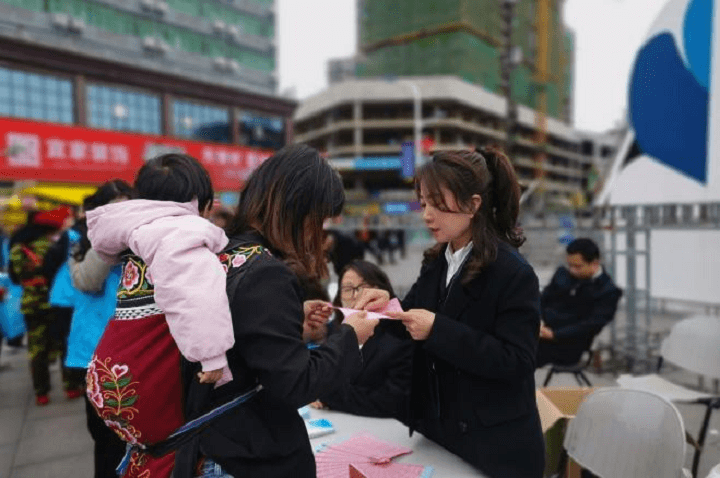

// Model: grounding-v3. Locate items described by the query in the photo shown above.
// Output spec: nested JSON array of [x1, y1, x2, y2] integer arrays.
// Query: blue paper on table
[[0, 273, 25, 340], [298, 405, 311, 419], [305, 418, 335, 438]]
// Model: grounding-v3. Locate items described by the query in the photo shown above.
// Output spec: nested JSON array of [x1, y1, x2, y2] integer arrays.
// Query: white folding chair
[[564, 388, 691, 478], [617, 315, 720, 477]]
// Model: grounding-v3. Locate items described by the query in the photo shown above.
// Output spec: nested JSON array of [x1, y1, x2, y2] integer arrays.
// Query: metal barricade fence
[[523, 204, 720, 374], [333, 204, 720, 374]]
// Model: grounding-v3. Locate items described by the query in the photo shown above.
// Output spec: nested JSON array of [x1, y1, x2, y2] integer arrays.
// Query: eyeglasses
[[340, 284, 368, 298]]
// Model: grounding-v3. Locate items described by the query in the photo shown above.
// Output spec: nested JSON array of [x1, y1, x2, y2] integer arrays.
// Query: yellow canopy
[[21, 185, 97, 206]]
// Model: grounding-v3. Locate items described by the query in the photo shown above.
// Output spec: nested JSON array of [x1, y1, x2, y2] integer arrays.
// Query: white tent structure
[[592, 0, 720, 308], [597, 0, 719, 204]]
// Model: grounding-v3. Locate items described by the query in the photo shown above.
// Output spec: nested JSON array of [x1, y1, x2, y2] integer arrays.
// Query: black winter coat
[[538, 266, 622, 366], [393, 241, 545, 478], [319, 321, 413, 421], [183, 232, 363, 478]]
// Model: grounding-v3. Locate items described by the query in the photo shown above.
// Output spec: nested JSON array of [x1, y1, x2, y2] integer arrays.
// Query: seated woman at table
[[312, 260, 413, 422]]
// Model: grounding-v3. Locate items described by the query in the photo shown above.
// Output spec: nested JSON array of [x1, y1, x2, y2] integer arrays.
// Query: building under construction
[[302, 1, 615, 220], [356, 0, 574, 122], [294, 76, 612, 211]]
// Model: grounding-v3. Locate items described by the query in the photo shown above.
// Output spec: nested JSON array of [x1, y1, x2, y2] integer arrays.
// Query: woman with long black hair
[[183, 144, 379, 478]]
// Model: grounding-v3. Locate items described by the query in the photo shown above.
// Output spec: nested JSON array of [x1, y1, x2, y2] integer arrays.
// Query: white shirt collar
[[444, 242, 473, 286], [592, 266, 603, 281]]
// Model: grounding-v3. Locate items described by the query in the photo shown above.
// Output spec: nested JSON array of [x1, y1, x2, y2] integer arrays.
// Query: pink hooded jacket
[[87, 199, 234, 384]]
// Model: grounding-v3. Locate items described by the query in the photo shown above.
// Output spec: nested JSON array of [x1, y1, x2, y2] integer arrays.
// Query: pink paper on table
[[316, 432, 419, 478], [334, 298, 403, 320], [350, 462, 430, 478]]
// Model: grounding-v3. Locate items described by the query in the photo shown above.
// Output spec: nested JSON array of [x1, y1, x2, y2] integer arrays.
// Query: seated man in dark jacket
[[537, 238, 622, 367]]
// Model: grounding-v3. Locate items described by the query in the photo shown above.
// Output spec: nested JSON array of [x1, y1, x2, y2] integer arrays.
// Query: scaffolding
[[356, 0, 573, 122]]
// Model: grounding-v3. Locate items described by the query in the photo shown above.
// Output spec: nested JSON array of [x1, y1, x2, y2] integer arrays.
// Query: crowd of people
[[0, 143, 621, 478]]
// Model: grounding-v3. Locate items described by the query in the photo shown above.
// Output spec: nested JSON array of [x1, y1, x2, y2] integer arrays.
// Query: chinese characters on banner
[[0, 117, 273, 190]]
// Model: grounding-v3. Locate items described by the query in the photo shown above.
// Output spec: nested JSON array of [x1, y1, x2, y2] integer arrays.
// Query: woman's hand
[[197, 369, 224, 384], [386, 309, 436, 341], [539, 324, 555, 340], [343, 311, 380, 345], [309, 400, 328, 410], [353, 288, 390, 312], [302, 300, 332, 343], [304, 300, 332, 323]]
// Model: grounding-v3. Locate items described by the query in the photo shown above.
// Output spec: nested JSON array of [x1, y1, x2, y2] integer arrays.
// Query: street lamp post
[[385, 77, 423, 171], [404, 80, 422, 169], [386, 78, 422, 169], [501, 0, 519, 157]]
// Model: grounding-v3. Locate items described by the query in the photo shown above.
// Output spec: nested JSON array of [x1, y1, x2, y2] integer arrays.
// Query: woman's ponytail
[[477, 146, 525, 248], [415, 146, 526, 280]]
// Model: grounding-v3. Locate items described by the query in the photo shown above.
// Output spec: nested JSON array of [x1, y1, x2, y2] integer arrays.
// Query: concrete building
[[0, 0, 294, 194], [328, 56, 364, 86], [0, 0, 277, 94], [294, 76, 609, 208]]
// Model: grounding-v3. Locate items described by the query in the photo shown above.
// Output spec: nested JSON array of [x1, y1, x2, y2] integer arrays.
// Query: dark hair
[[416, 146, 525, 284], [135, 153, 214, 212], [333, 260, 396, 307], [298, 275, 331, 302], [210, 206, 234, 227], [7, 219, 58, 284], [73, 179, 134, 262], [227, 144, 344, 279], [566, 238, 600, 263]]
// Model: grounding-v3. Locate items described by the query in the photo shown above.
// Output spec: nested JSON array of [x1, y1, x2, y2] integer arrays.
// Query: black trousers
[[416, 412, 545, 478], [84, 391, 127, 478], [536, 339, 585, 368]]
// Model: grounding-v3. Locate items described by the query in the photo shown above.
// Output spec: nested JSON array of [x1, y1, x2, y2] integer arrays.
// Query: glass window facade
[[1, 0, 44, 11], [0, 67, 73, 124], [87, 84, 162, 134], [238, 110, 285, 150], [203, 3, 274, 38], [173, 100, 230, 143], [230, 51, 275, 72], [25, 0, 276, 74], [167, 0, 201, 17]]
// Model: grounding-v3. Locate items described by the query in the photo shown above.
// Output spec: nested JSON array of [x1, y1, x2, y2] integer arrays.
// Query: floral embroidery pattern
[[122, 261, 140, 290], [118, 256, 154, 299], [87, 356, 141, 445], [218, 245, 266, 271], [126, 452, 151, 478]]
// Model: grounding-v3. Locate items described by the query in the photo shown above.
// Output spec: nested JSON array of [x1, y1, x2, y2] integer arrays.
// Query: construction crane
[[534, 0, 551, 211]]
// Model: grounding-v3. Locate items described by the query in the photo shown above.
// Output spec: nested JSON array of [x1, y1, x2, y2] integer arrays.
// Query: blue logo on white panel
[[629, 0, 713, 183]]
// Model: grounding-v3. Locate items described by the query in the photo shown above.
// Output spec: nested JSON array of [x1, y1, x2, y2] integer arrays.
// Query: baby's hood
[[87, 199, 204, 262]]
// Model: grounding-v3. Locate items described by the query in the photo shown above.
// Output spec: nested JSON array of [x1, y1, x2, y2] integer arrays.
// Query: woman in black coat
[[313, 260, 413, 422], [182, 145, 379, 478], [356, 148, 545, 478]]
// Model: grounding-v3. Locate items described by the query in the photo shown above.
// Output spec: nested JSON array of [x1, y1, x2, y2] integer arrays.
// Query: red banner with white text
[[0, 117, 273, 191]]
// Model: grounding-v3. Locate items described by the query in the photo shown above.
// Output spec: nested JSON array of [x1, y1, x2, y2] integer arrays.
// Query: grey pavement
[[0, 242, 718, 477], [0, 345, 93, 478]]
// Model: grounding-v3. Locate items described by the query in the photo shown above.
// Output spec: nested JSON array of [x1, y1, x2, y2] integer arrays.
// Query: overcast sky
[[277, 0, 668, 133]]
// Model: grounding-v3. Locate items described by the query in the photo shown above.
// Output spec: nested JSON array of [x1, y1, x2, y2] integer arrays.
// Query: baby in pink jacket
[[87, 154, 234, 385]]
